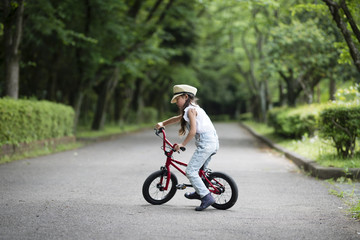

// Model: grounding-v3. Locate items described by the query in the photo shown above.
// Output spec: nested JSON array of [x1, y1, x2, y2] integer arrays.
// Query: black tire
[[207, 172, 238, 210], [142, 170, 178, 205]]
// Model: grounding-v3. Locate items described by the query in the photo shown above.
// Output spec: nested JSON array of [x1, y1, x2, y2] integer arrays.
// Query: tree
[[265, 20, 338, 106], [195, 0, 278, 121], [2, 0, 24, 99], [91, 0, 178, 130], [322, 0, 360, 73], [2, 0, 358, 132], [19, 0, 98, 131]]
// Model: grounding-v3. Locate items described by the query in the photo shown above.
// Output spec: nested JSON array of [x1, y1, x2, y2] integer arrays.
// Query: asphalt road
[[0, 123, 359, 240]]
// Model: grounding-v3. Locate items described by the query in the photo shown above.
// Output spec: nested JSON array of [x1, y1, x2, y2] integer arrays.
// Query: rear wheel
[[142, 170, 178, 205], [207, 172, 238, 210]]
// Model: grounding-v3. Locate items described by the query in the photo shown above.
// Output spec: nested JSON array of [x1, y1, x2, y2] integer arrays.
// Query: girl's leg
[[186, 148, 210, 198], [201, 137, 219, 171], [186, 132, 219, 198]]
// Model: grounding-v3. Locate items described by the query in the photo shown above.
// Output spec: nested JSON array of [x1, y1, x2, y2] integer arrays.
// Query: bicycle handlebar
[[155, 127, 165, 136], [175, 144, 186, 152], [154, 127, 186, 152]]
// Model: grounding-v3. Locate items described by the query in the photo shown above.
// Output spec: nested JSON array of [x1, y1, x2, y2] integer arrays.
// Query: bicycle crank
[[176, 183, 192, 190]]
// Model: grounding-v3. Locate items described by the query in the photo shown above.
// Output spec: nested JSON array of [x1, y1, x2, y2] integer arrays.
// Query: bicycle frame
[[156, 128, 221, 194]]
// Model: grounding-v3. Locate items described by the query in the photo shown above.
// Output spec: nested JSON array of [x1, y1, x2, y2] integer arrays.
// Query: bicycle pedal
[[176, 184, 186, 190]]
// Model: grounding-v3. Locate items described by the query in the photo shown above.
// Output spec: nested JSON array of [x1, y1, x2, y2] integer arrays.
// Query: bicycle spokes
[[208, 178, 225, 195], [150, 175, 171, 199]]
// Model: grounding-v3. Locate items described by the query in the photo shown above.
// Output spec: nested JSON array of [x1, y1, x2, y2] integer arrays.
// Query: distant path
[[0, 123, 359, 239]]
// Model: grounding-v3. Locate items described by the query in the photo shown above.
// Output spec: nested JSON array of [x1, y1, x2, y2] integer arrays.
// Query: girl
[[156, 84, 219, 211]]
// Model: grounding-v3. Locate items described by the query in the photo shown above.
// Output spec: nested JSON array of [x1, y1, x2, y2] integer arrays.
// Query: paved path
[[0, 123, 359, 239]]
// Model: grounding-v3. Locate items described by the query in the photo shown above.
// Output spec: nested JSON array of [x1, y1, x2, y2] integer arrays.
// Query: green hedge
[[267, 105, 323, 139], [320, 101, 360, 158], [267, 101, 360, 158], [0, 98, 74, 147]]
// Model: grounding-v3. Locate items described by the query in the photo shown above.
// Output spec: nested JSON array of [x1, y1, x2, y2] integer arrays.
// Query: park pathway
[[0, 123, 359, 239]]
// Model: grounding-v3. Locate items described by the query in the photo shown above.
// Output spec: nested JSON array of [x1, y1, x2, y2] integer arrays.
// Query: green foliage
[[76, 124, 151, 139], [265, 83, 360, 159], [350, 201, 360, 220], [328, 188, 344, 198], [192, 0, 251, 116], [291, 3, 328, 16], [319, 84, 360, 158], [139, 107, 158, 124], [293, 1, 360, 69], [25, 0, 98, 46], [267, 105, 323, 139], [335, 83, 360, 102], [0, 98, 74, 147], [210, 114, 231, 122], [334, 42, 354, 65], [265, 19, 337, 77], [124, 107, 158, 125], [243, 120, 360, 168], [320, 101, 360, 158], [2, 0, 360, 133]]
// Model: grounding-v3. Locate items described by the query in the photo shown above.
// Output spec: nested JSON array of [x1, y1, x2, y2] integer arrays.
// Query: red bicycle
[[142, 128, 238, 210]]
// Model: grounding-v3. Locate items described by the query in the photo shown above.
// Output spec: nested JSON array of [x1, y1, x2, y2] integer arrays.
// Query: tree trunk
[[329, 77, 336, 101], [114, 86, 121, 123], [3, 0, 24, 99], [278, 80, 285, 106], [72, 0, 92, 131], [91, 68, 119, 130], [73, 92, 84, 134], [130, 78, 142, 112], [323, 0, 360, 73], [46, 52, 62, 101], [259, 81, 267, 122], [92, 80, 108, 130], [250, 94, 261, 121], [279, 70, 297, 107]]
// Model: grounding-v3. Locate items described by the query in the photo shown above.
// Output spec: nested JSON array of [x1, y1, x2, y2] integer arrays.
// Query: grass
[[0, 123, 153, 165], [350, 201, 360, 219], [324, 177, 360, 219], [242, 120, 360, 169], [329, 188, 345, 198], [0, 142, 83, 165], [76, 123, 152, 139]]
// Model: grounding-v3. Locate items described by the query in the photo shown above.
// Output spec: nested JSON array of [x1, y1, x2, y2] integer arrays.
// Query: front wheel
[[142, 170, 178, 205], [207, 172, 238, 210]]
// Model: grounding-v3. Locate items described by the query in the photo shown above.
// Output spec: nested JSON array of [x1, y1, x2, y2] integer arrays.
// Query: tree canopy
[[0, 0, 359, 130]]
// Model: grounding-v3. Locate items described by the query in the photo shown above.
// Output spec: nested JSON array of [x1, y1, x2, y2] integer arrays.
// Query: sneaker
[[195, 193, 215, 211], [184, 192, 201, 200]]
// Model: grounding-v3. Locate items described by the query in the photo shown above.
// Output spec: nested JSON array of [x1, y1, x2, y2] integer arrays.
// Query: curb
[[0, 136, 76, 158], [239, 122, 360, 180]]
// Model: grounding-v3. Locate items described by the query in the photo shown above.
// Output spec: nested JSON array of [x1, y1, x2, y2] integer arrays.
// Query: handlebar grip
[[180, 147, 186, 151], [154, 127, 165, 135]]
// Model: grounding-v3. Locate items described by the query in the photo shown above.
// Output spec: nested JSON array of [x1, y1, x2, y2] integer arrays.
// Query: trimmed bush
[[320, 101, 360, 158], [268, 105, 323, 139], [0, 98, 74, 147]]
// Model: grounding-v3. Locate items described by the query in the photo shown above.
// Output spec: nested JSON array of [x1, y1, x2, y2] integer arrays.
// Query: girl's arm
[[175, 108, 196, 151], [156, 115, 182, 129]]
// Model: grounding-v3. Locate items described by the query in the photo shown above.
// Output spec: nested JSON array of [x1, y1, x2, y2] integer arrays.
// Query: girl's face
[[175, 94, 188, 109]]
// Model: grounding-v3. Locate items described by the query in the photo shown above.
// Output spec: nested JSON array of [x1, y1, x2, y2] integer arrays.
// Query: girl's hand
[[174, 143, 185, 152], [155, 122, 164, 129]]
